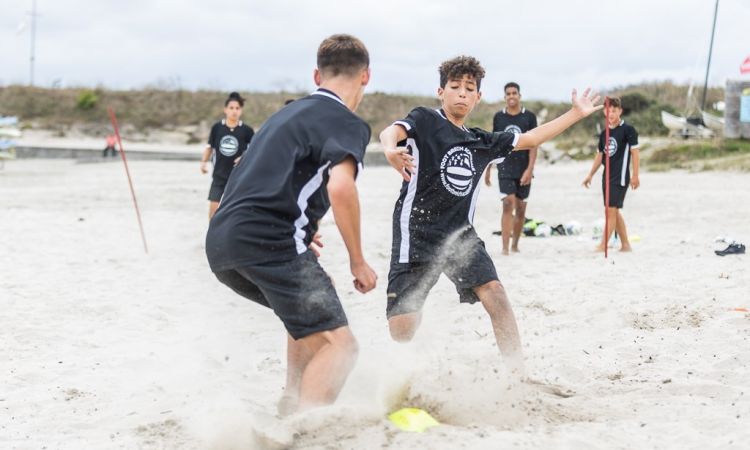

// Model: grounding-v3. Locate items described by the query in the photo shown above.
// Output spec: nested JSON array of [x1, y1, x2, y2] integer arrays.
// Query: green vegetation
[[646, 139, 750, 171], [75, 90, 99, 110]]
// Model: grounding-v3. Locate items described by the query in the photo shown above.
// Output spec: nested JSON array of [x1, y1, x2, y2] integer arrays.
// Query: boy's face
[[438, 74, 481, 119], [504, 87, 520, 108], [604, 105, 622, 126], [224, 101, 242, 122]]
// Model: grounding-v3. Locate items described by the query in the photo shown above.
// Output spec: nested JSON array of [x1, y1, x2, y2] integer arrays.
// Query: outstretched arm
[[328, 157, 377, 293], [380, 124, 415, 182], [516, 88, 602, 150]]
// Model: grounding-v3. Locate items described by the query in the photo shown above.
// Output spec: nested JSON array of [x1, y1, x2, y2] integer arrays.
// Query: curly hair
[[439, 56, 486, 90]]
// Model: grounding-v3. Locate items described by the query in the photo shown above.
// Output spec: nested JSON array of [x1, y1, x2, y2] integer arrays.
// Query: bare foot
[[277, 394, 298, 417], [511, 247, 520, 253], [523, 378, 576, 398], [502, 248, 510, 255], [619, 245, 632, 252], [594, 245, 605, 252]]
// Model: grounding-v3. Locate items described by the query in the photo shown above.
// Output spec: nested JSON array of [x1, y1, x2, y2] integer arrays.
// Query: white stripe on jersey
[[398, 138, 420, 263], [621, 144, 630, 186], [394, 120, 412, 131], [311, 90, 345, 106], [435, 108, 469, 132], [469, 155, 506, 223], [293, 161, 332, 254]]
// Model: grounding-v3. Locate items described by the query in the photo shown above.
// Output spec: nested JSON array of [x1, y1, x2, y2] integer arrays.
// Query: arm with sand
[[380, 125, 415, 182], [327, 156, 377, 293], [515, 88, 602, 150]]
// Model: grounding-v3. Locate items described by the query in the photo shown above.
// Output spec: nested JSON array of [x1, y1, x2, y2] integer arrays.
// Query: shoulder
[[241, 123, 255, 134], [525, 110, 537, 120], [624, 123, 638, 133]]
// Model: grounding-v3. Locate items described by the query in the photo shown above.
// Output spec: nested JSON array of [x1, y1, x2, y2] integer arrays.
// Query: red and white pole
[[107, 107, 149, 254]]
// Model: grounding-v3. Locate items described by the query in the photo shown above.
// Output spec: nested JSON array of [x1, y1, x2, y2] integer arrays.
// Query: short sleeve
[[321, 121, 370, 174], [393, 107, 430, 139], [529, 113, 538, 130], [597, 132, 605, 152], [489, 131, 519, 161], [207, 124, 216, 147], [627, 126, 639, 149], [492, 112, 502, 133]]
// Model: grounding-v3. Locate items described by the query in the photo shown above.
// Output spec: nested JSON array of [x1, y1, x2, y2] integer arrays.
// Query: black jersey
[[598, 120, 639, 186], [208, 120, 255, 182], [206, 89, 371, 270], [391, 107, 518, 263], [492, 107, 537, 178]]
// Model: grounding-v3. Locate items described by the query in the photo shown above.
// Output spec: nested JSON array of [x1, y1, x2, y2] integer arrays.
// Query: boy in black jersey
[[484, 82, 538, 254], [381, 56, 602, 373], [200, 92, 255, 219], [205, 35, 377, 413], [582, 97, 640, 252]]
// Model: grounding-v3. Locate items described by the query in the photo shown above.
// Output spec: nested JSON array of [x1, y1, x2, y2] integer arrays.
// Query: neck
[[226, 118, 239, 127], [442, 108, 466, 128], [318, 79, 361, 111], [506, 104, 522, 114]]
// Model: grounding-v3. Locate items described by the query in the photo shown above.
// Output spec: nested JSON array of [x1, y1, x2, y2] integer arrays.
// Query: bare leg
[[277, 333, 314, 415], [596, 207, 618, 252], [511, 199, 527, 252], [474, 281, 524, 376], [295, 326, 358, 412], [208, 201, 220, 219], [501, 195, 516, 255], [388, 311, 422, 342], [615, 210, 632, 251]]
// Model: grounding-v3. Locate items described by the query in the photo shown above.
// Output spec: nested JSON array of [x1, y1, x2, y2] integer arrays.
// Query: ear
[[437, 86, 444, 100], [361, 68, 371, 86], [476, 91, 482, 103], [313, 68, 322, 87]]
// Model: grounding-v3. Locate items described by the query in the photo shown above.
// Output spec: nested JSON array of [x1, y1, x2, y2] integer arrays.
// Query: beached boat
[[661, 111, 714, 138], [701, 110, 724, 133]]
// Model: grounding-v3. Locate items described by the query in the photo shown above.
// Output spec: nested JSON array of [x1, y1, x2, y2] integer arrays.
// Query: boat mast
[[701, 0, 719, 111]]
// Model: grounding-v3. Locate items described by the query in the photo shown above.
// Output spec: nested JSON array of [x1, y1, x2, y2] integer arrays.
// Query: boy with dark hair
[[205, 34, 377, 413], [484, 82, 538, 254], [582, 96, 640, 252], [381, 56, 601, 373]]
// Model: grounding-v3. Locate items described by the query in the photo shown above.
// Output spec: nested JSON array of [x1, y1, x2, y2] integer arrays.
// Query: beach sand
[[2, 158, 749, 449]]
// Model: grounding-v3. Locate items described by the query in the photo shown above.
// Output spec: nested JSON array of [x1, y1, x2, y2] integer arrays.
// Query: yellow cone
[[388, 408, 440, 432]]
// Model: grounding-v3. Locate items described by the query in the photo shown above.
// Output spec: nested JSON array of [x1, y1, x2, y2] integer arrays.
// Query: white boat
[[701, 110, 724, 133], [0, 127, 22, 138], [661, 111, 714, 138]]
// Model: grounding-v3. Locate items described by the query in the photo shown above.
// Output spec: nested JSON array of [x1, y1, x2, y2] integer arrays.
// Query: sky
[[1, 0, 749, 101]]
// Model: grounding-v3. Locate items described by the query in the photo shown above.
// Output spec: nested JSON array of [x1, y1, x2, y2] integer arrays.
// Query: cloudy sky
[[1, 0, 748, 101]]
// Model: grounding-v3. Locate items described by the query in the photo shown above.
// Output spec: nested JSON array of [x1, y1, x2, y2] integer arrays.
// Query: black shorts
[[602, 180, 628, 208], [498, 177, 530, 201], [386, 231, 499, 318], [213, 251, 348, 339], [208, 178, 226, 202]]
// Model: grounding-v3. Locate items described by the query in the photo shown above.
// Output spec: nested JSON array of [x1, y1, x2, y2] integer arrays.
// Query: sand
[[1, 158, 749, 449]]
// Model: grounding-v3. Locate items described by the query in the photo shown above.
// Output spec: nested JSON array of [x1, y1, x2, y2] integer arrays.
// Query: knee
[[388, 318, 417, 343], [478, 281, 512, 314], [502, 197, 515, 212], [329, 330, 359, 360]]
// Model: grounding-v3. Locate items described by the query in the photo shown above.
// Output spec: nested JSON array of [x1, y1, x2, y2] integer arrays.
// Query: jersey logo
[[219, 135, 240, 157], [440, 146, 476, 197], [504, 124, 523, 135], [606, 137, 618, 156]]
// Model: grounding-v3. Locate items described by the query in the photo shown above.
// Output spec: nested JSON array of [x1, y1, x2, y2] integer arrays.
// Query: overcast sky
[[1, 0, 748, 101]]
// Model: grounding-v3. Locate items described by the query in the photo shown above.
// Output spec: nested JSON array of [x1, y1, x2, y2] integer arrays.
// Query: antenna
[[29, 0, 39, 86], [701, 0, 719, 111]]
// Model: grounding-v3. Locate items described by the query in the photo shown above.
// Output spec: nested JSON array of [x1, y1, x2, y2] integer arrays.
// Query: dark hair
[[504, 82, 520, 93], [284, 99, 295, 105], [225, 91, 245, 107], [439, 56, 485, 90], [606, 97, 622, 108], [317, 34, 369, 77]]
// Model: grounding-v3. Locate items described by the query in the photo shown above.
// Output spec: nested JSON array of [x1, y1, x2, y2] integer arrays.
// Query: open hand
[[308, 231, 324, 258], [385, 146, 415, 182], [582, 175, 592, 188], [571, 88, 603, 118]]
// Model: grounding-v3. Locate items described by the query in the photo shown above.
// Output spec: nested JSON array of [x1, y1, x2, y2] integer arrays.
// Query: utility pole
[[29, 0, 38, 86], [701, 0, 719, 111]]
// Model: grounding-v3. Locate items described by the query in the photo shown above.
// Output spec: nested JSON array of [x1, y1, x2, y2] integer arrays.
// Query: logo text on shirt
[[440, 146, 476, 197]]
